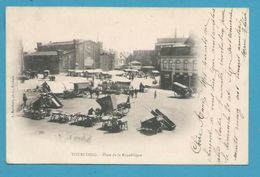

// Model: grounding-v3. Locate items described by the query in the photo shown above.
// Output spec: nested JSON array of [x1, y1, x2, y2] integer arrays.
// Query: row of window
[[161, 59, 197, 71]]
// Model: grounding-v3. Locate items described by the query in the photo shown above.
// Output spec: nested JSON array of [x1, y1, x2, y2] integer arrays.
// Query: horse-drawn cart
[[70, 112, 100, 127], [61, 82, 97, 99], [23, 107, 51, 120], [49, 111, 71, 123], [49, 109, 101, 127], [101, 77, 131, 95], [96, 95, 130, 132], [139, 108, 176, 134], [22, 91, 52, 120], [172, 82, 192, 98]]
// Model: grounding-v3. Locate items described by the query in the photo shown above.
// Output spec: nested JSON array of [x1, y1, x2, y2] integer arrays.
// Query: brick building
[[35, 39, 102, 71], [24, 51, 61, 74], [156, 36, 198, 90]]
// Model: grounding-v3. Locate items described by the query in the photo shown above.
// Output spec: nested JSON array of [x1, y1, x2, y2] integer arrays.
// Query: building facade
[[36, 39, 102, 71], [24, 51, 61, 74], [132, 50, 156, 67], [156, 37, 198, 90]]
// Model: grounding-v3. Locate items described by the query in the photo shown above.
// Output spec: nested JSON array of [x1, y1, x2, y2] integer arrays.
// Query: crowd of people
[[123, 71, 158, 81]]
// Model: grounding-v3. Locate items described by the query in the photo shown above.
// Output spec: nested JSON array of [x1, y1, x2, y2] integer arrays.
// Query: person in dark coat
[[154, 90, 157, 99], [139, 82, 144, 92], [129, 86, 134, 98], [96, 89, 100, 99], [23, 93, 28, 108], [130, 90, 134, 98], [126, 95, 131, 108], [90, 89, 93, 99], [127, 95, 130, 103], [134, 89, 138, 98]]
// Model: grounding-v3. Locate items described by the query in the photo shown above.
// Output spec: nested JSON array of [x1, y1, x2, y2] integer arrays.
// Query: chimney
[[37, 42, 42, 49]]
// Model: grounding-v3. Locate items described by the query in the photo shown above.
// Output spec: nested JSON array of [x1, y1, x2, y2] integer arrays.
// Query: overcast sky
[[7, 8, 208, 53]]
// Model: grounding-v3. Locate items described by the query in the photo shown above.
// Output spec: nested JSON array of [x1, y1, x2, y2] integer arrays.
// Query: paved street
[[8, 74, 199, 163]]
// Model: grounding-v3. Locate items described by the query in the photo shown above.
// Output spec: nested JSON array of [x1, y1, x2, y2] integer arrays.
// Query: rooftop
[[156, 37, 188, 44], [155, 43, 189, 47], [25, 51, 58, 56], [39, 39, 98, 47], [48, 40, 75, 46], [130, 60, 141, 64]]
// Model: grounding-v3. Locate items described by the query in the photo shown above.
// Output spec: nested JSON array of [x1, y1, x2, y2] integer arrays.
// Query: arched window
[[163, 59, 168, 70], [184, 60, 189, 70], [169, 60, 173, 70], [176, 60, 181, 71], [193, 60, 197, 71], [172, 60, 175, 70]]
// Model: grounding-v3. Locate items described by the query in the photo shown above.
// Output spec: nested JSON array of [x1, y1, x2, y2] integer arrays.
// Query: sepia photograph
[[6, 7, 248, 164]]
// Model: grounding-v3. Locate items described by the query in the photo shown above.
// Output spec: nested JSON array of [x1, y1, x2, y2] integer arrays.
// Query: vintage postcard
[[6, 7, 248, 164]]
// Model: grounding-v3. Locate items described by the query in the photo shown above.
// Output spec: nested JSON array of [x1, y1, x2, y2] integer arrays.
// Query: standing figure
[[139, 82, 144, 92], [90, 89, 93, 99], [127, 95, 130, 103], [96, 89, 100, 99], [130, 86, 134, 98], [134, 89, 138, 98], [23, 93, 28, 108], [154, 90, 157, 99], [126, 95, 131, 108]]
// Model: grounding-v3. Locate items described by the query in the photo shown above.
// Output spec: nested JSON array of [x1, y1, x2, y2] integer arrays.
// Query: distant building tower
[[100, 51, 115, 71]]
